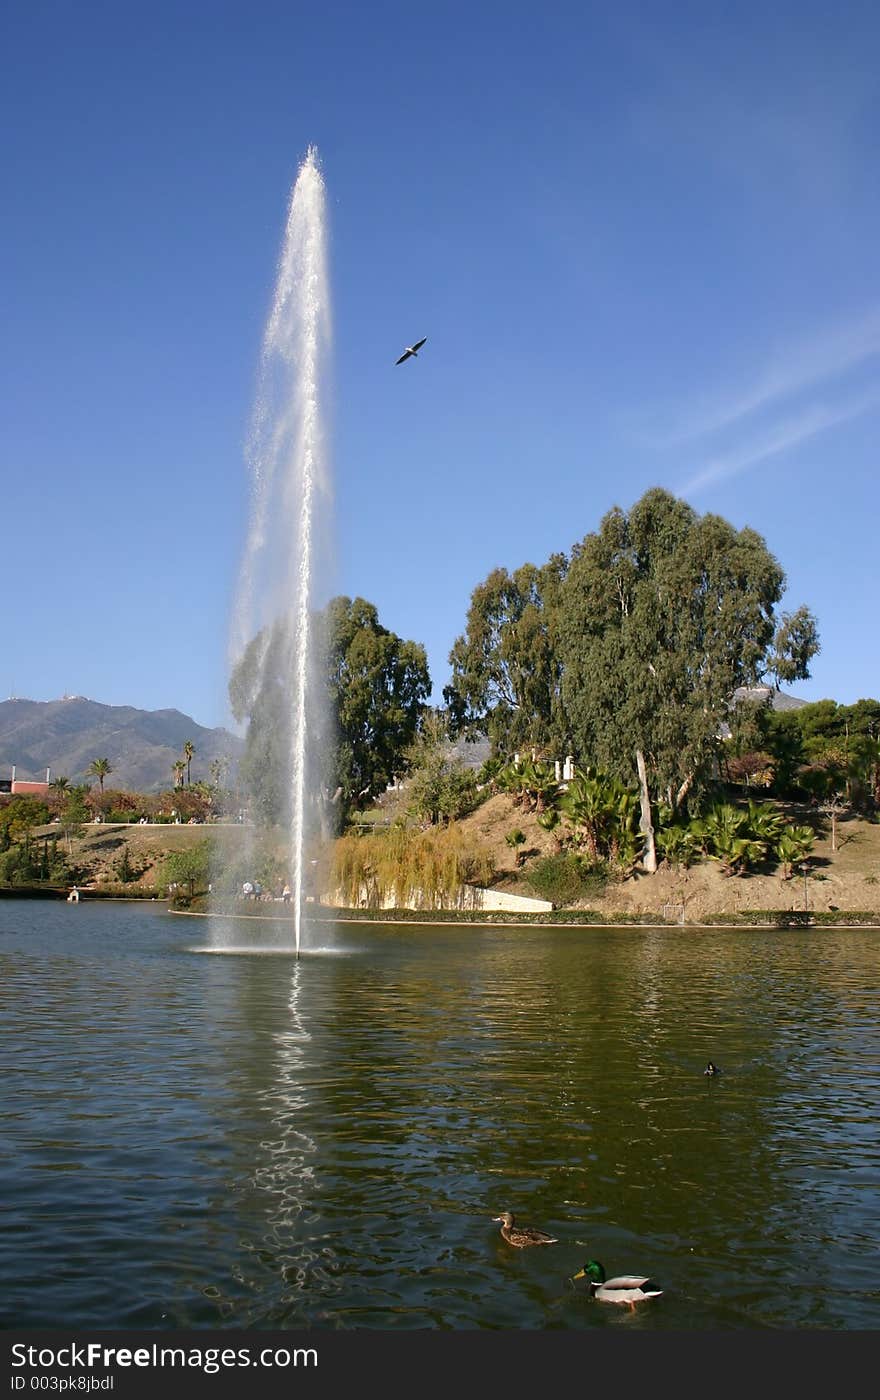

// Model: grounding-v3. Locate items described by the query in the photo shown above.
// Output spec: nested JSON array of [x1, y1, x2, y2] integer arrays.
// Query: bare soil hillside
[[43, 821, 248, 891], [44, 797, 880, 920], [456, 794, 880, 920]]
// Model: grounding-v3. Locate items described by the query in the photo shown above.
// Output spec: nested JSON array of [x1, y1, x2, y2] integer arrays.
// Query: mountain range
[[0, 685, 808, 796], [0, 697, 241, 793]]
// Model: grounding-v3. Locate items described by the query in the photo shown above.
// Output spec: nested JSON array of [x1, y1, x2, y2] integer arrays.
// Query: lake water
[[1, 900, 878, 1330]]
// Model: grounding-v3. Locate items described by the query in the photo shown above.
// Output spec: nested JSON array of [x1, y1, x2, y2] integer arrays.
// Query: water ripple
[[1, 904, 878, 1328]]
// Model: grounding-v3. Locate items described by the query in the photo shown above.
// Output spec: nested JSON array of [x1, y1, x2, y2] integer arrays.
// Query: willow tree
[[444, 554, 568, 756], [558, 489, 806, 869]]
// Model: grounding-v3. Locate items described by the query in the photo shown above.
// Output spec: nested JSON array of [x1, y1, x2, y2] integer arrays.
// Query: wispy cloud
[[663, 304, 880, 447], [678, 386, 880, 497]]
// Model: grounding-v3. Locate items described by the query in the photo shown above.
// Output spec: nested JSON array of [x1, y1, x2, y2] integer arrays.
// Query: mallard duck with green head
[[493, 1211, 558, 1248], [570, 1259, 663, 1306]]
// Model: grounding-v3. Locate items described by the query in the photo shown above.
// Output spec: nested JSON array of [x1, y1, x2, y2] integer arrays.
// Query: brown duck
[[493, 1210, 558, 1247]]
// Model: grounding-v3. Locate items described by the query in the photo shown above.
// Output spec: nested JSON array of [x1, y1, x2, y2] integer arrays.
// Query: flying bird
[[395, 336, 427, 365]]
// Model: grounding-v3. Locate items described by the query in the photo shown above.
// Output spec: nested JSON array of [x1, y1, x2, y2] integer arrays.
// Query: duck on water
[[493, 1211, 558, 1248]]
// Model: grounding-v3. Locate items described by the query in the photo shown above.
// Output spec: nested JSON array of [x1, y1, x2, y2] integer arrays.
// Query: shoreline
[[169, 907, 880, 931], [3, 887, 877, 930]]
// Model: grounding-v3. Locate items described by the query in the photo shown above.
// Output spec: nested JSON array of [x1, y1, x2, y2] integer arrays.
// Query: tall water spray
[[227, 148, 332, 957]]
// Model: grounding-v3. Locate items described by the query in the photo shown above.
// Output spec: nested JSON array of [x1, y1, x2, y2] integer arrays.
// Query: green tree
[[326, 596, 431, 815], [445, 555, 569, 756], [183, 740, 195, 786], [115, 846, 143, 884], [87, 757, 113, 796], [766, 605, 820, 689], [777, 697, 880, 806], [558, 490, 799, 856], [0, 796, 49, 853], [60, 791, 89, 855], [404, 711, 478, 827], [762, 711, 807, 794], [172, 759, 186, 790], [230, 597, 431, 828], [161, 841, 213, 900], [209, 756, 230, 790]]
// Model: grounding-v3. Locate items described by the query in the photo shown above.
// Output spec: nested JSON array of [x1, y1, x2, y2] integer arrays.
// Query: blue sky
[[2, 0, 878, 730]]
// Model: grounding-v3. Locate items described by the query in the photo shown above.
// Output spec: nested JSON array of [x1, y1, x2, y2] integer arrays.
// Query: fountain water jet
[[222, 147, 332, 957]]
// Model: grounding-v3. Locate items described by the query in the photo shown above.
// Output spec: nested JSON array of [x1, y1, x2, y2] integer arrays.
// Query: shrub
[[160, 840, 213, 899], [476, 755, 505, 786], [505, 828, 527, 868], [527, 852, 608, 905], [114, 847, 145, 883], [655, 823, 700, 868]]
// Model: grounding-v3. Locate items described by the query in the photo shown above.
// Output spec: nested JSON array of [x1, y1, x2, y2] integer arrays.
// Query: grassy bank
[[4, 798, 878, 925]]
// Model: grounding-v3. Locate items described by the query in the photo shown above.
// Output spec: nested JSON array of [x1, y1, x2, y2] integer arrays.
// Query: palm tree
[[209, 756, 229, 789], [49, 776, 70, 795], [87, 758, 113, 796], [559, 770, 611, 859], [698, 803, 765, 876], [774, 825, 815, 879], [172, 760, 186, 789], [505, 829, 527, 868], [183, 740, 195, 786]]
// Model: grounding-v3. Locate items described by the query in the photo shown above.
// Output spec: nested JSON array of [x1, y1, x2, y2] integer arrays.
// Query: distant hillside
[[719, 685, 808, 739], [0, 697, 241, 792], [730, 685, 808, 713]]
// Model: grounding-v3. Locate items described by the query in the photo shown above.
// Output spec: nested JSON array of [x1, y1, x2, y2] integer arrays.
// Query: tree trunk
[[675, 771, 695, 812], [636, 748, 657, 873]]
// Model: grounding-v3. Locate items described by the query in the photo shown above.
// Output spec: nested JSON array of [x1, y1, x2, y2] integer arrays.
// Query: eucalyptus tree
[[557, 489, 808, 869], [445, 554, 569, 756], [766, 606, 820, 689]]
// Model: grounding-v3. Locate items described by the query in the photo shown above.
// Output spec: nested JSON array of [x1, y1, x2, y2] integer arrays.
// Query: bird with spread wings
[[395, 336, 427, 365]]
